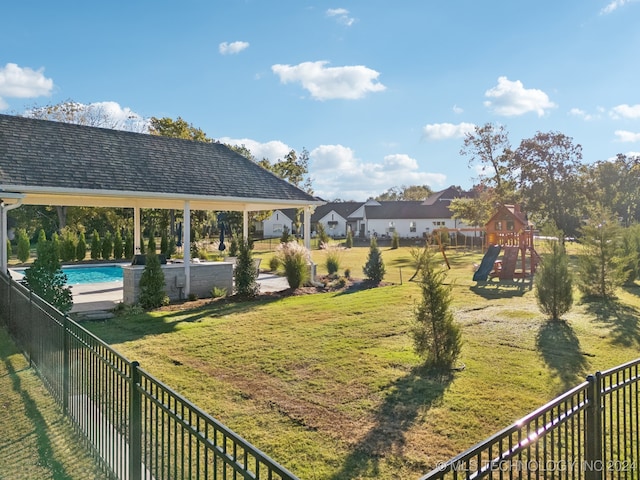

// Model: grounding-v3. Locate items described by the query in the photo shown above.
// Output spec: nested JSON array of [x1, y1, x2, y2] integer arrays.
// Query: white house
[[260, 209, 297, 238]]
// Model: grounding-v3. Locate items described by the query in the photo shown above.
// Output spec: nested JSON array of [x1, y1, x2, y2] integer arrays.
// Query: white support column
[[183, 201, 191, 296], [1, 198, 24, 274], [304, 207, 312, 250], [134, 206, 141, 254], [243, 210, 249, 241]]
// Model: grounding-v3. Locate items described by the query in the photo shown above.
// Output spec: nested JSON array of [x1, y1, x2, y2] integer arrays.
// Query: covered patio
[[0, 114, 323, 301]]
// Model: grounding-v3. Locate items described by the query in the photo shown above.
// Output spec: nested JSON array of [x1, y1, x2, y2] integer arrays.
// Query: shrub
[[391, 231, 400, 249], [6, 239, 12, 259], [345, 230, 353, 248], [76, 231, 87, 261], [16, 228, 30, 263], [101, 232, 113, 260], [147, 232, 156, 254], [51, 232, 61, 260], [534, 236, 573, 321], [322, 242, 342, 275], [276, 241, 310, 289], [23, 240, 73, 313], [211, 286, 227, 298], [160, 231, 169, 257], [138, 252, 168, 309], [235, 238, 260, 298], [90, 230, 101, 260], [363, 237, 385, 283], [139, 236, 146, 254], [124, 231, 134, 258], [344, 268, 351, 279], [316, 223, 329, 247], [113, 231, 124, 259], [60, 228, 77, 262], [280, 226, 292, 244], [228, 238, 239, 257], [411, 245, 462, 370], [269, 256, 280, 271], [37, 229, 47, 256]]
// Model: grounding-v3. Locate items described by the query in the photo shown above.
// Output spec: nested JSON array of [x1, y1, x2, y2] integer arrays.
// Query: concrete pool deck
[[70, 273, 290, 314]]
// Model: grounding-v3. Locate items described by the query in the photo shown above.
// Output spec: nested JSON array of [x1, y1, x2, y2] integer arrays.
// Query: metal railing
[[420, 359, 640, 480], [0, 273, 298, 480]]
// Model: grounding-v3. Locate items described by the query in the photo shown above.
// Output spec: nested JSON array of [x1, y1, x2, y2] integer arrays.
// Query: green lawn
[[0, 327, 107, 479], [77, 243, 640, 479]]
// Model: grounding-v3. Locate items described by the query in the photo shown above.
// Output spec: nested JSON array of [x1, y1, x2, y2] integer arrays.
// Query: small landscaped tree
[[160, 231, 169, 257], [124, 231, 134, 258], [363, 237, 385, 284], [316, 222, 329, 248], [37, 229, 47, 255], [51, 232, 61, 261], [391, 231, 400, 249], [534, 235, 573, 321], [16, 228, 31, 263], [345, 229, 353, 248], [280, 225, 292, 244], [101, 232, 113, 260], [411, 245, 462, 370], [113, 231, 124, 259], [235, 238, 260, 298], [138, 251, 168, 309], [91, 230, 101, 260], [60, 228, 77, 262], [147, 232, 156, 255], [24, 240, 73, 313], [323, 243, 342, 275], [276, 241, 310, 289], [578, 207, 629, 299], [76, 231, 87, 261]]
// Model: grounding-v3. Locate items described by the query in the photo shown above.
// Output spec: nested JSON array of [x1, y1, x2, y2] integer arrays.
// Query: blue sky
[[2, 1, 640, 201]]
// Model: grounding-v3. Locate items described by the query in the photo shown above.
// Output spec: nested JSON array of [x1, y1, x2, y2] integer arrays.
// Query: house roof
[[0, 114, 323, 211], [310, 201, 362, 222]]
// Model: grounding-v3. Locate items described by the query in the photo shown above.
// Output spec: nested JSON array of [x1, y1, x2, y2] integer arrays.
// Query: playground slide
[[472, 245, 501, 281]]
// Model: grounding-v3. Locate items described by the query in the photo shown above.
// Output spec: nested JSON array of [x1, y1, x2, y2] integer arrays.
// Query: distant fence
[[420, 359, 640, 480], [0, 273, 299, 480]]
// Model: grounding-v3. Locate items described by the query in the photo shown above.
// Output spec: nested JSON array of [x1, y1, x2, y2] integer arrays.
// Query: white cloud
[[423, 122, 475, 140], [569, 108, 597, 121], [310, 144, 446, 200], [614, 130, 640, 142], [610, 104, 640, 119], [326, 8, 356, 26], [600, 0, 635, 14], [217, 137, 291, 162], [271, 61, 386, 100], [452, 105, 464, 114], [484, 76, 556, 117], [0, 63, 54, 110], [219, 41, 250, 55]]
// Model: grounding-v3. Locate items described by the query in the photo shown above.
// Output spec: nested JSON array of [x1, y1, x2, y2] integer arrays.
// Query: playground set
[[472, 204, 540, 282]]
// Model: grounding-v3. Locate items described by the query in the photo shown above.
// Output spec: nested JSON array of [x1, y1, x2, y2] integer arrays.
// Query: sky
[[2, 1, 640, 201]]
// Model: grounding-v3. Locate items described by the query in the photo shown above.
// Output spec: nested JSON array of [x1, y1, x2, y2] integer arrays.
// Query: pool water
[[13, 265, 124, 285]]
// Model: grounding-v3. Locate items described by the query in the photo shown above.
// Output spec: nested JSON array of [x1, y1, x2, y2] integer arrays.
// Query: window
[[327, 221, 338, 229], [272, 224, 283, 234], [495, 221, 503, 231], [410, 221, 417, 233], [506, 220, 515, 231]]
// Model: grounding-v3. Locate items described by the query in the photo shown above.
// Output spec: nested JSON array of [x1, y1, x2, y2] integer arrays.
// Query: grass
[[78, 244, 640, 479], [0, 327, 107, 479], [4, 242, 640, 479]]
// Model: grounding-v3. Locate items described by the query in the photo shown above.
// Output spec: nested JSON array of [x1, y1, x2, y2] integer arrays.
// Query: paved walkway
[[70, 273, 290, 314]]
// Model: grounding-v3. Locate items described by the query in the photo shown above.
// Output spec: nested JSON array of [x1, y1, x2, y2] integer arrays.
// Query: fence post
[[63, 315, 70, 414], [585, 372, 603, 480], [129, 361, 142, 480]]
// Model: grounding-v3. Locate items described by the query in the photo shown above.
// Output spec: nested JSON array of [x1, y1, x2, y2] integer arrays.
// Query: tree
[[460, 123, 516, 204], [258, 148, 313, 193], [76, 231, 87, 261], [316, 222, 329, 247], [577, 207, 629, 299], [90, 230, 101, 260], [449, 184, 495, 229], [363, 237, 385, 283], [376, 185, 434, 201], [235, 238, 260, 297], [345, 230, 353, 248], [16, 228, 31, 263], [101, 232, 113, 260], [280, 225, 292, 244], [138, 252, 168, 309], [411, 245, 462, 370], [514, 131, 585, 236], [113, 231, 124, 259], [23, 241, 73, 313], [124, 231, 134, 259], [60, 228, 77, 262], [534, 234, 573, 320], [148, 116, 212, 142]]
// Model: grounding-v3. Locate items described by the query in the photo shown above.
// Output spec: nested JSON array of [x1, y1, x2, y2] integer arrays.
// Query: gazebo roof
[[0, 114, 323, 211]]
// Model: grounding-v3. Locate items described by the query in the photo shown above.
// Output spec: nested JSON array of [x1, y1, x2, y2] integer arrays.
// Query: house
[[259, 208, 297, 238], [309, 186, 474, 239]]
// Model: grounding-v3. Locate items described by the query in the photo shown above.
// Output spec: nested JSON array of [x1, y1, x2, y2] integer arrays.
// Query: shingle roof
[[310, 201, 362, 222], [0, 114, 320, 206], [365, 200, 454, 219]]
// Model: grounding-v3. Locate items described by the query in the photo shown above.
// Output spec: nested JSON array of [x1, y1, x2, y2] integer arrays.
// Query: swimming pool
[[12, 264, 124, 285]]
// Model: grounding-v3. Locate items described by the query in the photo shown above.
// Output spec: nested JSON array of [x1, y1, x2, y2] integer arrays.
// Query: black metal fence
[[420, 359, 640, 480], [0, 273, 298, 480]]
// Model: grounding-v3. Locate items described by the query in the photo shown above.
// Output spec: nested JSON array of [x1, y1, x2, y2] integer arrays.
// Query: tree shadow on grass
[[536, 320, 589, 390], [330, 366, 454, 479], [469, 281, 530, 300], [584, 298, 640, 348]]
